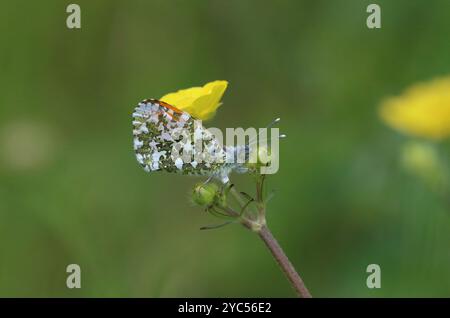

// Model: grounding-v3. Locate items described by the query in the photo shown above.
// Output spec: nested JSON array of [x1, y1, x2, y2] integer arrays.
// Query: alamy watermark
[[366, 264, 381, 289], [66, 264, 81, 289], [66, 4, 81, 29], [366, 4, 381, 29]]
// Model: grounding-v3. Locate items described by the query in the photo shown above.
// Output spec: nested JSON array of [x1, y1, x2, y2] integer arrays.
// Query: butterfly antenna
[[267, 117, 281, 129], [248, 118, 281, 145], [254, 133, 286, 143], [248, 118, 288, 149]]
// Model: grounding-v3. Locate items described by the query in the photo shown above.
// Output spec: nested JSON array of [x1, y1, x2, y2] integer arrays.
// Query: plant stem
[[257, 225, 312, 298], [226, 181, 311, 297]]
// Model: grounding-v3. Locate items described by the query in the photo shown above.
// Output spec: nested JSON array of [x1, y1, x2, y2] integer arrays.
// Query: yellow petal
[[379, 76, 450, 140], [160, 80, 228, 120]]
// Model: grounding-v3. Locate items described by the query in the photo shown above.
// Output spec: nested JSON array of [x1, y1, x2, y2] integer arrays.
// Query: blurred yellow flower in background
[[160, 80, 228, 121], [379, 77, 450, 140]]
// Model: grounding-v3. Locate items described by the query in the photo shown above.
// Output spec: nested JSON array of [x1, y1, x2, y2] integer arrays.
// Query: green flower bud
[[192, 183, 225, 207], [246, 145, 271, 171], [401, 141, 447, 191]]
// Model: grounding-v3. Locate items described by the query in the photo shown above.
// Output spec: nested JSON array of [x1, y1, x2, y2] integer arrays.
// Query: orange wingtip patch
[[157, 100, 184, 114]]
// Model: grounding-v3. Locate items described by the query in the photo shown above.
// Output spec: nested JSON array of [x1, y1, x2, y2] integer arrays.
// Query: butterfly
[[132, 98, 249, 184]]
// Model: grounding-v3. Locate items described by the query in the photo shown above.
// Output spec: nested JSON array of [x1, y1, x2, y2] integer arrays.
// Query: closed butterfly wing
[[132, 99, 228, 176]]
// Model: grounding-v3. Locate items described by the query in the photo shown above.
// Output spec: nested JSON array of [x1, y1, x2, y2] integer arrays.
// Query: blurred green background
[[0, 0, 449, 297]]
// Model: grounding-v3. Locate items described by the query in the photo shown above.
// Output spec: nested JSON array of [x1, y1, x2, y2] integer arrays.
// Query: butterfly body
[[132, 99, 248, 183]]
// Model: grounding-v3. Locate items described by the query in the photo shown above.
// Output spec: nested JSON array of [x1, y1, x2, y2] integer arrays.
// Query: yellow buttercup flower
[[379, 77, 450, 140], [160, 80, 228, 121]]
